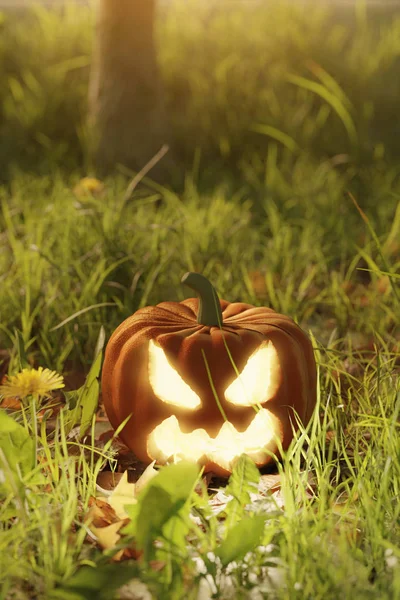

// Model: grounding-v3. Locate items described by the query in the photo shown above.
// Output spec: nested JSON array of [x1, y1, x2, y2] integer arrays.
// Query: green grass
[[1, 158, 399, 371], [0, 0, 399, 598], [1, 345, 399, 599]]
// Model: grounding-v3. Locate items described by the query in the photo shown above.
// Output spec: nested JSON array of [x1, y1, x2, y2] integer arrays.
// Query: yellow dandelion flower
[[73, 177, 105, 198], [0, 367, 65, 401]]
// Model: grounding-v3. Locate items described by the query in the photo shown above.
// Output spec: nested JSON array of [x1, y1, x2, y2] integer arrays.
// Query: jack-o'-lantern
[[101, 272, 317, 475]]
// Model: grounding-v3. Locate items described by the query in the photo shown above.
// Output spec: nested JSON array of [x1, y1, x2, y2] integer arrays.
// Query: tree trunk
[[89, 0, 174, 179]]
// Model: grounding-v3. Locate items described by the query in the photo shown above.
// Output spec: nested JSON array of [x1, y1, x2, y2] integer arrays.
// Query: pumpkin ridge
[[225, 310, 295, 324], [135, 306, 197, 324]]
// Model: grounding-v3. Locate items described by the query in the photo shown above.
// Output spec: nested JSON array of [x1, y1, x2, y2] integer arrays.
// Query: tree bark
[[89, 0, 174, 179]]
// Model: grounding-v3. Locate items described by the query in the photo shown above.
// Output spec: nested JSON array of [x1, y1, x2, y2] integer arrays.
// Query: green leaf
[[146, 461, 200, 500], [62, 327, 105, 438], [50, 564, 138, 600], [162, 511, 190, 554], [224, 454, 260, 531], [137, 486, 176, 554], [216, 515, 266, 566], [120, 502, 140, 537], [0, 504, 18, 521], [134, 462, 199, 561], [0, 409, 35, 479]]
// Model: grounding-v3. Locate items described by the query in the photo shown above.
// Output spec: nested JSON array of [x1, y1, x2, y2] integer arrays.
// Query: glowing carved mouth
[[147, 409, 281, 473]]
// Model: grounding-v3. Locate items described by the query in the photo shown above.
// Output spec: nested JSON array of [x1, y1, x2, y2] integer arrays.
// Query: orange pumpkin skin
[[101, 280, 317, 476]]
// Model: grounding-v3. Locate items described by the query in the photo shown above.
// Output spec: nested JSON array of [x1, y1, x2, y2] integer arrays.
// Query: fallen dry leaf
[[105, 462, 158, 519], [93, 463, 159, 526], [134, 461, 158, 495], [107, 471, 137, 519], [208, 489, 233, 515], [259, 473, 282, 494], [90, 520, 127, 550], [0, 396, 21, 410], [149, 560, 166, 572], [86, 497, 141, 561], [87, 497, 120, 527]]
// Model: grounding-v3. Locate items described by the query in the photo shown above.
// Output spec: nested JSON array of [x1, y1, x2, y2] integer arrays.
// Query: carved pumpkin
[[101, 272, 317, 475]]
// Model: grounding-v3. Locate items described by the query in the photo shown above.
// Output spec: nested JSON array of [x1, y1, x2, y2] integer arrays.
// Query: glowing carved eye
[[148, 339, 201, 409], [225, 342, 280, 406]]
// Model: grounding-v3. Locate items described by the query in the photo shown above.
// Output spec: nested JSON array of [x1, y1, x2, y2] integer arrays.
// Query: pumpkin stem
[[181, 272, 223, 327]]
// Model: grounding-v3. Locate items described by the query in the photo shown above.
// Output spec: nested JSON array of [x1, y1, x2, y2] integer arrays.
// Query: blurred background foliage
[[0, 0, 399, 180]]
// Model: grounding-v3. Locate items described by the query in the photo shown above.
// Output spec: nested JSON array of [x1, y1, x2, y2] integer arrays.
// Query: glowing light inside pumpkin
[[148, 339, 201, 409], [225, 342, 280, 406], [147, 410, 280, 472]]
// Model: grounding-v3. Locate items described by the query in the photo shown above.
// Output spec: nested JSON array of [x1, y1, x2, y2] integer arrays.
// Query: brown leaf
[[85, 495, 142, 562], [114, 547, 142, 563], [149, 560, 166, 572], [259, 473, 282, 494], [86, 498, 120, 528], [0, 396, 21, 409], [325, 430, 337, 443]]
